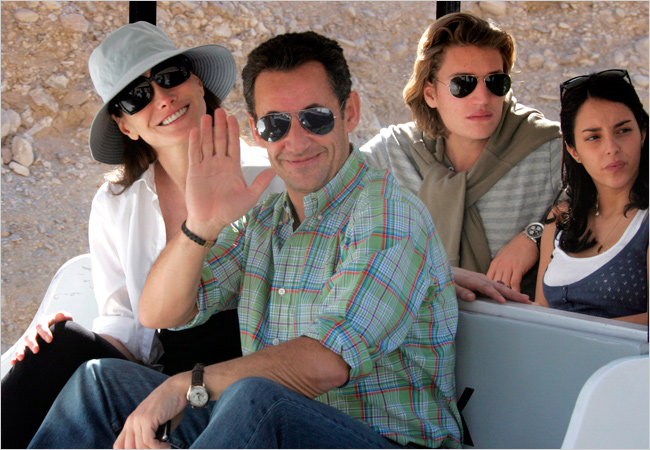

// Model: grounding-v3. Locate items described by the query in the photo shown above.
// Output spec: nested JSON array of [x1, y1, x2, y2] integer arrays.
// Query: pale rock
[[341, 5, 356, 19], [170, 2, 185, 15], [613, 51, 627, 66], [230, 38, 243, 49], [213, 23, 232, 38], [181, 1, 200, 11], [14, 9, 39, 23], [478, 1, 507, 16], [12, 136, 34, 167], [635, 38, 649, 59], [42, 2, 63, 11], [528, 53, 545, 69], [391, 43, 409, 59], [2, 147, 12, 165], [46, 74, 70, 90], [275, 25, 286, 36], [60, 13, 90, 33], [558, 23, 570, 29], [256, 22, 270, 35], [9, 161, 30, 177], [632, 75, 649, 89], [157, 7, 171, 23], [62, 91, 89, 106], [173, 18, 191, 33], [614, 8, 627, 18], [26, 117, 53, 137], [30, 88, 59, 113]]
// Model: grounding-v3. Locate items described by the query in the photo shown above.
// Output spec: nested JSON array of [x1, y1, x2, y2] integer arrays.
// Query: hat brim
[[89, 44, 236, 165]]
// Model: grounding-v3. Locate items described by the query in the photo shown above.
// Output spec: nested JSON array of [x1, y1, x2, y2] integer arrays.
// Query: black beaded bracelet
[[181, 220, 215, 249]]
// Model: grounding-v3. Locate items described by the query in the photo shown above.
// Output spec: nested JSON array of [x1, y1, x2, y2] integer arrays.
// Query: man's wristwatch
[[186, 363, 209, 409], [524, 222, 545, 248]]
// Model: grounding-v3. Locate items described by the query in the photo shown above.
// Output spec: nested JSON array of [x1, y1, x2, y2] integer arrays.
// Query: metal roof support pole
[[436, 1, 461, 19], [129, 1, 157, 25]]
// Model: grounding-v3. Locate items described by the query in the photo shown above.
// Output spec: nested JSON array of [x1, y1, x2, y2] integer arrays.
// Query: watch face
[[526, 222, 544, 240], [189, 386, 209, 407]]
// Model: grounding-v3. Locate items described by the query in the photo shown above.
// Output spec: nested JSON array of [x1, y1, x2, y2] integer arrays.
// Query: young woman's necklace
[[595, 211, 626, 253]]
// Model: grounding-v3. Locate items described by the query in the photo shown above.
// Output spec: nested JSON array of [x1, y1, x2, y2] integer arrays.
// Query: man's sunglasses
[[256, 107, 338, 143], [559, 69, 631, 98], [434, 73, 511, 99], [112, 56, 192, 115]]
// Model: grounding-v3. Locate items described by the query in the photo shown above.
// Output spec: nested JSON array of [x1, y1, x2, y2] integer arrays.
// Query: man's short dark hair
[[242, 31, 352, 119]]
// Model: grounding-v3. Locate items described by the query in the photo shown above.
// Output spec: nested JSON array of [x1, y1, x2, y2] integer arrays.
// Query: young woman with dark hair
[[536, 70, 648, 324]]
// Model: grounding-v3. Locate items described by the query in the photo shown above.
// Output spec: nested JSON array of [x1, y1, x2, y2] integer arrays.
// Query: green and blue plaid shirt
[[184, 148, 461, 448]]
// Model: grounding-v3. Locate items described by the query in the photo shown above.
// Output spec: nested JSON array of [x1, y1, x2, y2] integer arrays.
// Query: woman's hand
[[453, 267, 531, 304], [10, 311, 73, 365]]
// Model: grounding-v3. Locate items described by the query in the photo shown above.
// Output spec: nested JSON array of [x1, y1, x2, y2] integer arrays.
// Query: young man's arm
[[486, 232, 539, 293]]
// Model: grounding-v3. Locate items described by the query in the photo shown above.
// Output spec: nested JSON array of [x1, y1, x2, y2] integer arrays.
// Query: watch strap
[[181, 221, 215, 249], [191, 363, 205, 386]]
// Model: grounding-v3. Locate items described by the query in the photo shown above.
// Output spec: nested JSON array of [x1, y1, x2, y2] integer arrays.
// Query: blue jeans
[[28, 359, 404, 449]]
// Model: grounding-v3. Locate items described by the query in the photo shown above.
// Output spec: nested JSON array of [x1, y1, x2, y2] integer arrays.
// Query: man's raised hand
[[185, 109, 275, 240]]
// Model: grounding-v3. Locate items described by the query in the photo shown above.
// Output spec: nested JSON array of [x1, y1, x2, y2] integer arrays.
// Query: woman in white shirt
[[1, 22, 278, 448], [536, 70, 648, 325]]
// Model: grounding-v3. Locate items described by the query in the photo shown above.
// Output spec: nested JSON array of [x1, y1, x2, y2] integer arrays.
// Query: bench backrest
[[456, 300, 648, 449]]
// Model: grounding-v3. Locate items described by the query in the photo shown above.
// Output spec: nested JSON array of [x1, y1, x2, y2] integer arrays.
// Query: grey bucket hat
[[88, 21, 236, 165]]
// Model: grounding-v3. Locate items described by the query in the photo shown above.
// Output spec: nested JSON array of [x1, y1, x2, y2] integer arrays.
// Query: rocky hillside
[[1, 1, 648, 351]]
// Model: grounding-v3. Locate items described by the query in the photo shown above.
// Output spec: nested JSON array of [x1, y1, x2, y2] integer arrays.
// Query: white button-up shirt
[[89, 139, 283, 364]]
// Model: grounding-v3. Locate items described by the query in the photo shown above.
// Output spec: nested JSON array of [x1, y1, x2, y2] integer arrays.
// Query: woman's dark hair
[[105, 85, 221, 194], [241, 31, 351, 120], [556, 71, 649, 253]]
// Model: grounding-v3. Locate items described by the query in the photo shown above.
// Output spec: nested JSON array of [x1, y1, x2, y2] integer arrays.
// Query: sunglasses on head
[[256, 107, 339, 143], [112, 55, 192, 115], [559, 69, 631, 98], [434, 73, 511, 99]]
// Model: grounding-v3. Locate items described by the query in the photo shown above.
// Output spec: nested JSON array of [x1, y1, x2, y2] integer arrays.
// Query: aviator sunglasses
[[112, 56, 192, 115], [560, 69, 631, 99], [256, 107, 339, 143], [434, 73, 511, 99]]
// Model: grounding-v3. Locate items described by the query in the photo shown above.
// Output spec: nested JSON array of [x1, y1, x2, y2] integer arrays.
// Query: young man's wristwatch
[[186, 363, 209, 409], [524, 222, 544, 248]]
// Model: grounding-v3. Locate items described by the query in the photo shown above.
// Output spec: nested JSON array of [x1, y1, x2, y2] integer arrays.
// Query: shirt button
[[278, 288, 286, 295], [272, 338, 280, 345]]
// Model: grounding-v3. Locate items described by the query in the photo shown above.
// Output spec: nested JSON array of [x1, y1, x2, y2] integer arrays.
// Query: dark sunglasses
[[559, 69, 631, 98], [256, 107, 338, 143], [112, 56, 192, 115], [434, 73, 511, 99]]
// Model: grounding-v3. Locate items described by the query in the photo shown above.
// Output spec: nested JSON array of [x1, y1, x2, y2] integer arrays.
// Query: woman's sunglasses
[[434, 73, 511, 99], [559, 69, 631, 98], [256, 107, 338, 143], [112, 56, 192, 115]]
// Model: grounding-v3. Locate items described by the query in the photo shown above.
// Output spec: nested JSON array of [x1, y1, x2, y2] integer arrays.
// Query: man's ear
[[113, 115, 140, 141], [248, 113, 265, 147], [423, 81, 438, 109], [565, 143, 581, 163], [343, 91, 361, 133]]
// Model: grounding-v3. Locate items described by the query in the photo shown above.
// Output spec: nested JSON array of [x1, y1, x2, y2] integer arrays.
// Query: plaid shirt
[[184, 148, 462, 448]]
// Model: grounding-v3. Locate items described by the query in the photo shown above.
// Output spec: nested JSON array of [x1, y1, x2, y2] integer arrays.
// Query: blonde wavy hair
[[403, 13, 516, 138]]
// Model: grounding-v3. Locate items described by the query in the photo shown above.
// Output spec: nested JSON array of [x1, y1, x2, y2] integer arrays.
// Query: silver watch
[[524, 222, 544, 247], [186, 363, 209, 409]]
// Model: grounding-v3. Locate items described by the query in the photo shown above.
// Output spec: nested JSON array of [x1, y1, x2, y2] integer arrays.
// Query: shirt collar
[[302, 144, 365, 220]]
